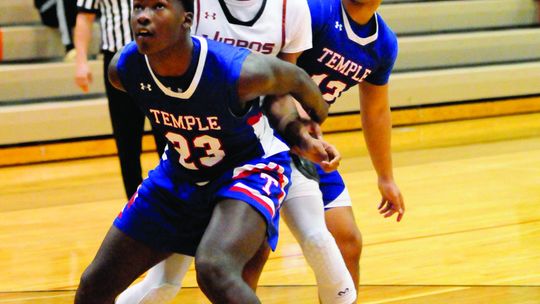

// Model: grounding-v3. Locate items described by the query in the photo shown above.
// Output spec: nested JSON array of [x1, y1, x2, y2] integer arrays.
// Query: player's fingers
[[399, 193, 405, 212], [319, 160, 338, 172], [378, 198, 386, 210], [379, 203, 392, 214], [397, 211, 404, 222], [75, 76, 87, 91], [319, 161, 332, 172], [314, 143, 329, 163], [384, 209, 396, 218], [313, 123, 323, 139]]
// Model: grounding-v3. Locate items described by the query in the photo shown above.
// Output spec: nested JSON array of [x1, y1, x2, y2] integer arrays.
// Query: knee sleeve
[[138, 283, 181, 304], [301, 231, 357, 304], [116, 254, 192, 304], [116, 282, 181, 304]]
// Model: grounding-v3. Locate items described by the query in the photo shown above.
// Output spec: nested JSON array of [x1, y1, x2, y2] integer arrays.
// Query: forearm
[[74, 13, 95, 64], [285, 68, 329, 124], [239, 55, 328, 124], [362, 107, 394, 180], [264, 96, 310, 147]]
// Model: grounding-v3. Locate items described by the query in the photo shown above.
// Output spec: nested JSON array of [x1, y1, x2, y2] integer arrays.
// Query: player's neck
[[342, 0, 378, 25], [147, 36, 194, 77]]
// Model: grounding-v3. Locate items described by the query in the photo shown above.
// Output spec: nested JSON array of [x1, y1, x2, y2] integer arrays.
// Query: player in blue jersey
[[73, 0, 332, 303], [116, 1, 357, 303], [115, 0, 404, 302], [294, 0, 406, 290]]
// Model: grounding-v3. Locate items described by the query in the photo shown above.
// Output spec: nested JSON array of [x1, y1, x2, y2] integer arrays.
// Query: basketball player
[[117, 0, 406, 303], [73, 0, 332, 303], [116, 1, 357, 303], [296, 0, 406, 289]]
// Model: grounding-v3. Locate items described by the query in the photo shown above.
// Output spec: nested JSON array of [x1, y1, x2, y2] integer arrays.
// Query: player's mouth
[[136, 28, 153, 38]]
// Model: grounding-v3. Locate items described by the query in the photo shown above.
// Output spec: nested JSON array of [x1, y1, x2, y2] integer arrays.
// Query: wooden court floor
[[1, 113, 540, 303]]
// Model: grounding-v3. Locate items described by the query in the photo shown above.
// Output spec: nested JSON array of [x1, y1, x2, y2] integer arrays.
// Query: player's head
[[131, 0, 194, 55], [346, 0, 381, 4], [344, 0, 382, 7], [342, 0, 381, 16]]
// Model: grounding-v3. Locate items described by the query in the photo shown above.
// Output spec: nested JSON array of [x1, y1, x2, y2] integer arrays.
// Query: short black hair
[[179, 0, 193, 13]]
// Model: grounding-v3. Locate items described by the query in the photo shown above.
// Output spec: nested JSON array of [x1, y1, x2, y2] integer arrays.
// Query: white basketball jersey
[[193, 0, 312, 56]]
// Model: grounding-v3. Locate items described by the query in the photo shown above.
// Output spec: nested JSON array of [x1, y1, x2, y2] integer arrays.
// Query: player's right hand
[[291, 135, 329, 165], [319, 141, 341, 172]]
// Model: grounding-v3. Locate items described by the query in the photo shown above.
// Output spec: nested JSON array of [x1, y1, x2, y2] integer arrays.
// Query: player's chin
[[135, 38, 157, 55]]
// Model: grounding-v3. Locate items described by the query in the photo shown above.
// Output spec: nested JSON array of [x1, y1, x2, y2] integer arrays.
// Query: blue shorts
[[315, 165, 352, 209], [114, 151, 291, 256]]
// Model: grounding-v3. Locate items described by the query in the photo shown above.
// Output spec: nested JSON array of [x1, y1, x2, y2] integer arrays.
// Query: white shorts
[[286, 162, 352, 209]]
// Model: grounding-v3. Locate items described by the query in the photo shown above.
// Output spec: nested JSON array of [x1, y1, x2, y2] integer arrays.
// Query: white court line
[[363, 286, 469, 304]]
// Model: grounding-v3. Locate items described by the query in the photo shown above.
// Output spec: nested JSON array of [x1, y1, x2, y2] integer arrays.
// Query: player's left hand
[[377, 177, 405, 222]]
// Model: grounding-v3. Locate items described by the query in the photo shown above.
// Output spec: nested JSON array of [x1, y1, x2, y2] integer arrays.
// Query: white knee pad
[[138, 283, 181, 304], [301, 231, 357, 304]]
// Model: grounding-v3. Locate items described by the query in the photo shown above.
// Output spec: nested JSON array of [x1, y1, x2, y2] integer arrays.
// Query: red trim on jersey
[[231, 185, 275, 216], [0, 29, 3, 61], [233, 164, 273, 180], [281, 0, 287, 50], [247, 112, 262, 125], [195, 0, 201, 34]]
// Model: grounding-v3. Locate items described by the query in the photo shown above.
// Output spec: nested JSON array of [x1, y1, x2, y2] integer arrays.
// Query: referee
[[73, 0, 166, 199]]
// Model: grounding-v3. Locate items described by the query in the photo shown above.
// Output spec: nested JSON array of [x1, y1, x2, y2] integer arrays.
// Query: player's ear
[[182, 11, 193, 30]]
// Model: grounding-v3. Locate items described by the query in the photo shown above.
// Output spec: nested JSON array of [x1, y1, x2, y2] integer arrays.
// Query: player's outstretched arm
[[107, 49, 127, 92], [238, 53, 329, 124]]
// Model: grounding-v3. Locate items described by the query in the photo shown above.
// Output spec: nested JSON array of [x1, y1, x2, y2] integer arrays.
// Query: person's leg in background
[[325, 207, 362, 289], [319, 169, 363, 290], [56, 0, 77, 60]]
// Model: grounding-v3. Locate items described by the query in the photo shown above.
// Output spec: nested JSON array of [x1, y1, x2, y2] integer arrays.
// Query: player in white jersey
[[193, 0, 311, 57], [116, 0, 357, 304]]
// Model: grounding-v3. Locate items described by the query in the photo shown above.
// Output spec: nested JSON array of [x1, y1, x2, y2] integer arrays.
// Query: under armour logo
[[140, 83, 152, 91], [337, 288, 350, 297], [204, 12, 216, 19], [335, 21, 343, 31]]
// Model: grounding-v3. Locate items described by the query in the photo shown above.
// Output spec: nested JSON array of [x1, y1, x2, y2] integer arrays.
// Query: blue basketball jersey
[[116, 36, 289, 184], [298, 0, 398, 104]]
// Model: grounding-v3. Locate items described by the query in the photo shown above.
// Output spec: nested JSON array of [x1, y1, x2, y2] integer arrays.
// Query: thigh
[[82, 226, 171, 295], [325, 206, 361, 245], [197, 199, 267, 267]]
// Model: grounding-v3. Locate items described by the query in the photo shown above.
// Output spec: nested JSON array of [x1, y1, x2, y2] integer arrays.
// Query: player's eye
[[155, 3, 165, 10], [133, 4, 143, 11]]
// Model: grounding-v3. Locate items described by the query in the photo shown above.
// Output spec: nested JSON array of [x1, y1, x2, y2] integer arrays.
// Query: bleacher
[[0, 0, 539, 164]]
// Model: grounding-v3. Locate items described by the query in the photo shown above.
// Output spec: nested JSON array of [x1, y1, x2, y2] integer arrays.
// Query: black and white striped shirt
[[77, 0, 132, 53]]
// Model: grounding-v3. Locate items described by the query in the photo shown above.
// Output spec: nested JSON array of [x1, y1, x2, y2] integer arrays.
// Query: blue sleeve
[[365, 31, 398, 85], [116, 42, 139, 93], [307, 0, 327, 35], [225, 47, 253, 102]]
